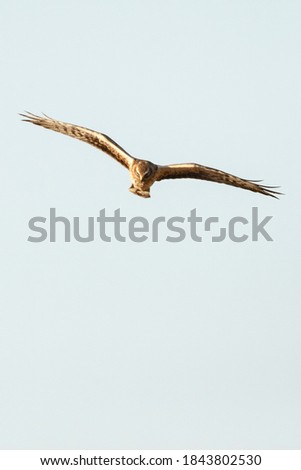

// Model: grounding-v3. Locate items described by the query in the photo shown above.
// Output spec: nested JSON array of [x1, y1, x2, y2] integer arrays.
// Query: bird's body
[[21, 112, 281, 199], [129, 160, 158, 198]]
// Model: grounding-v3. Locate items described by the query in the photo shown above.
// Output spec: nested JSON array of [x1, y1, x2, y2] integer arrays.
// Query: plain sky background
[[1, 0, 301, 449]]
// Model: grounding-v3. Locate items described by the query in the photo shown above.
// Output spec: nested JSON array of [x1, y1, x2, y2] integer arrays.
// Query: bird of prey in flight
[[21, 112, 281, 199]]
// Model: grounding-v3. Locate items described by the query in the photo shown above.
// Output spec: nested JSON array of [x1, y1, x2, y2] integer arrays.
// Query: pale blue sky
[[1, 0, 300, 449]]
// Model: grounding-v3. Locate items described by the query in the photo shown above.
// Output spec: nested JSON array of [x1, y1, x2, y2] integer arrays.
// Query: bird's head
[[133, 160, 156, 182]]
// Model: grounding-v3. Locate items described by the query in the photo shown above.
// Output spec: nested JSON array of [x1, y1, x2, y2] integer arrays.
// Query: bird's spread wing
[[20, 112, 135, 169], [155, 163, 281, 198]]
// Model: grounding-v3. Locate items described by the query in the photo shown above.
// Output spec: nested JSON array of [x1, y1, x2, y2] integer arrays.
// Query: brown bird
[[21, 112, 281, 199]]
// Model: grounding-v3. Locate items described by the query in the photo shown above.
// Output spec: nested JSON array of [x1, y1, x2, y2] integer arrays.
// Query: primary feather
[[20, 112, 135, 169], [156, 163, 281, 198]]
